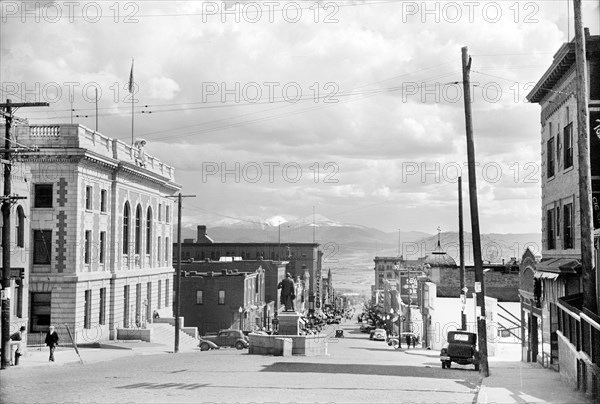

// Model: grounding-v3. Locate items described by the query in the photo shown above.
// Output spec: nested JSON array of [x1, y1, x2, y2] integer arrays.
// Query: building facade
[[180, 268, 267, 335], [12, 123, 179, 344], [178, 225, 320, 311], [525, 31, 600, 398], [0, 162, 31, 338]]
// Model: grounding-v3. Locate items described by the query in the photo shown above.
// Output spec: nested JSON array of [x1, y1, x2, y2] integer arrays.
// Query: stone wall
[[435, 268, 520, 301]]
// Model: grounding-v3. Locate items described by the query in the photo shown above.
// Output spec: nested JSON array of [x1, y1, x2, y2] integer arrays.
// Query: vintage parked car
[[199, 329, 249, 351], [370, 328, 387, 341], [440, 331, 480, 370]]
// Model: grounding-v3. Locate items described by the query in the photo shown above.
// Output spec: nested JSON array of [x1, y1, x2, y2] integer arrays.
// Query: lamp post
[[238, 307, 243, 331]]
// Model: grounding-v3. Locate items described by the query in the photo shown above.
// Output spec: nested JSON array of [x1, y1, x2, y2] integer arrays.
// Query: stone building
[[12, 123, 179, 343], [524, 30, 600, 398]]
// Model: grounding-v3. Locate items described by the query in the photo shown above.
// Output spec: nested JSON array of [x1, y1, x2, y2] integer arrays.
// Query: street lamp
[[238, 307, 243, 331]]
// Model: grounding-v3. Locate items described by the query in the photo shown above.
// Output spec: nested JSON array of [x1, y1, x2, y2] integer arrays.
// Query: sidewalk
[[8, 341, 197, 369], [477, 360, 592, 404]]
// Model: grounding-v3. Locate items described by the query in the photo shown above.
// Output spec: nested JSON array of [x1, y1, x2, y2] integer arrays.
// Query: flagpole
[[129, 58, 134, 145]]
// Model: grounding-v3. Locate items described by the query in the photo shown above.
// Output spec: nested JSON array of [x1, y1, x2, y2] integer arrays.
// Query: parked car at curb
[[198, 339, 219, 351], [370, 328, 387, 341], [440, 331, 479, 370], [199, 329, 249, 350]]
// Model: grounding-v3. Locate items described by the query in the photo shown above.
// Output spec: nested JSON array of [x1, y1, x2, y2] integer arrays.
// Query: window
[[166, 205, 170, 223], [34, 184, 53, 208], [547, 138, 555, 178], [158, 236, 162, 264], [135, 205, 142, 254], [84, 230, 91, 264], [165, 279, 170, 307], [99, 231, 106, 264], [218, 290, 225, 305], [157, 279, 162, 309], [196, 290, 203, 305], [546, 208, 555, 250], [123, 285, 130, 328], [123, 202, 130, 254], [99, 288, 106, 325], [165, 237, 169, 263], [33, 230, 52, 264], [556, 206, 560, 241], [564, 203, 574, 249], [85, 186, 92, 210], [16, 205, 25, 248], [100, 189, 107, 212], [146, 207, 152, 254], [84, 290, 92, 329], [564, 123, 573, 169], [158, 203, 162, 221]]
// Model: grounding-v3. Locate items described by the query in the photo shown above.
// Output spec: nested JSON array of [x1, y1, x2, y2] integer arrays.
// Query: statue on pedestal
[[278, 272, 296, 312]]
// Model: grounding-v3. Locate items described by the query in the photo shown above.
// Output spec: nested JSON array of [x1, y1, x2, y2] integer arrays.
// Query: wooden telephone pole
[[461, 48, 489, 377], [573, 0, 597, 314], [458, 176, 467, 331], [166, 193, 195, 353], [0, 99, 48, 369]]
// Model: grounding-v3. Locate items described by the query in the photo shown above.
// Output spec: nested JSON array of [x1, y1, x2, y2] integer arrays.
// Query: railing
[[557, 293, 599, 366]]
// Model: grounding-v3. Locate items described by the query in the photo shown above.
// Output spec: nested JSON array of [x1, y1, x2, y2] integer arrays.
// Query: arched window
[[146, 207, 152, 254], [135, 205, 142, 254], [123, 202, 130, 254], [16, 205, 25, 248]]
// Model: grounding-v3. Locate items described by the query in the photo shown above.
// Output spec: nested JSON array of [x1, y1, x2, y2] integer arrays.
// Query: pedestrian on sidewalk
[[45, 325, 59, 362], [9, 326, 26, 366], [412, 335, 417, 349], [405, 334, 411, 349]]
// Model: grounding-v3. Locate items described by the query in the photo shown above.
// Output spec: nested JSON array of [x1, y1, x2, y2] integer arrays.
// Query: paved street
[[1, 322, 482, 404]]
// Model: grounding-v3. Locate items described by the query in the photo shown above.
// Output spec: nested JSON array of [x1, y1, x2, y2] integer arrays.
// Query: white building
[[13, 123, 180, 343]]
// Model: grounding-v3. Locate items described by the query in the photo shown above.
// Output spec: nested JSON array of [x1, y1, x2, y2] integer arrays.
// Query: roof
[[535, 258, 581, 274], [527, 32, 600, 103], [422, 251, 457, 268]]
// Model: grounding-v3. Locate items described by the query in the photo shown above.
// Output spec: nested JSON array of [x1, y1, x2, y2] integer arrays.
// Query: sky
[[2, 0, 600, 234]]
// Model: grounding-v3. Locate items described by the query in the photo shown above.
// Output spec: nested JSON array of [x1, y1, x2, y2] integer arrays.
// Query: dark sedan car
[[440, 331, 479, 370], [199, 329, 249, 351]]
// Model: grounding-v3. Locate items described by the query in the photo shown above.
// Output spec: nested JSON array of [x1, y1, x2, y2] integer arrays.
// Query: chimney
[[197, 225, 207, 242]]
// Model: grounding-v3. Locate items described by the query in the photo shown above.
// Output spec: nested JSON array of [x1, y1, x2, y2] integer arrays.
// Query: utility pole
[[458, 176, 467, 331], [0, 99, 48, 370], [573, 0, 597, 314], [166, 192, 195, 353], [461, 48, 489, 377]]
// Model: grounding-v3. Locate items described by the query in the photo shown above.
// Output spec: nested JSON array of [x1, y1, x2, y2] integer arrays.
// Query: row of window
[[31, 228, 170, 266], [546, 202, 574, 250], [546, 121, 574, 179], [34, 183, 171, 223], [122, 202, 170, 261], [195, 289, 226, 305]]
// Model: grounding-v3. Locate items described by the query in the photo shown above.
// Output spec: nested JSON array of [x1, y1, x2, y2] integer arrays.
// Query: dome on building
[[422, 236, 457, 268]]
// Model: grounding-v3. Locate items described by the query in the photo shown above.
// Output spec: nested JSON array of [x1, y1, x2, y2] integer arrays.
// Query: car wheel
[[200, 342, 210, 351], [446, 361, 451, 368], [474, 363, 480, 371], [235, 341, 245, 350], [441, 361, 446, 369]]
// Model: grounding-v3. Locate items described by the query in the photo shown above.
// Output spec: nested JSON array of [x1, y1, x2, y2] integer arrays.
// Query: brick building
[[178, 225, 321, 310], [11, 123, 179, 343], [179, 268, 267, 334], [524, 30, 600, 398]]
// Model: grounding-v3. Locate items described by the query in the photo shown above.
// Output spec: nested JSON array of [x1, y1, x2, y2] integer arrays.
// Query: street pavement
[[0, 320, 593, 404]]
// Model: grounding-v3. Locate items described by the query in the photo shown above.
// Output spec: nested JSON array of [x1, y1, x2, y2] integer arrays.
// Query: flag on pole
[[128, 59, 134, 94]]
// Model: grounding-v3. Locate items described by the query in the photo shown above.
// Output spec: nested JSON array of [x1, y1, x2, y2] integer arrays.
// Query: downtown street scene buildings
[[2, 1, 600, 403]]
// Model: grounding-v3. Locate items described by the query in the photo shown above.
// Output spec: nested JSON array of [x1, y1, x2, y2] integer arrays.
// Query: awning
[[534, 271, 560, 280]]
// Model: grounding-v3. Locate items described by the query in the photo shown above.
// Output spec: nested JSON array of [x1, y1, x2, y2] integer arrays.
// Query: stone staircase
[[146, 323, 200, 351]]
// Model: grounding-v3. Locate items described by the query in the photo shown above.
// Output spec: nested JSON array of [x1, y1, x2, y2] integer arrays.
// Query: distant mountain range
[[178, 214, 541, 265]]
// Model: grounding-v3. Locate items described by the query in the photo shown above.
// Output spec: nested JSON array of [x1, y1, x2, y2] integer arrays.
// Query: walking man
[[45, 325, 59, 362]]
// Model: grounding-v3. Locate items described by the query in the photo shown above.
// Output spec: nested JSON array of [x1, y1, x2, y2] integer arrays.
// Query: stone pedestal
[[277, 311, 303, 335]]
